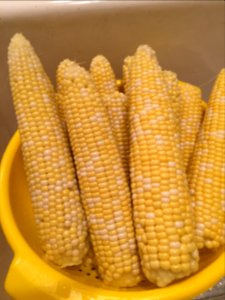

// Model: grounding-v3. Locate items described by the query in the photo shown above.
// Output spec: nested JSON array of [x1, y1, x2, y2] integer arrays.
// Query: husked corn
[[188, 69, 225, 249], [57, 59, 141, 287], [164, 70, 181, 132], [90, 55, 129, 175], [122, 56, 133, 97], [129, 45, 199, 287], [56, 59, 74, 125], [90, 54, 117, 96], [179, 81, 205, 169], [103, 92, 129, 174], [8, 33, 88, 267]]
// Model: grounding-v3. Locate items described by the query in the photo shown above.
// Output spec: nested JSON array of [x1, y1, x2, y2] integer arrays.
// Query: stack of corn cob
[[8, 33, 225, 288]]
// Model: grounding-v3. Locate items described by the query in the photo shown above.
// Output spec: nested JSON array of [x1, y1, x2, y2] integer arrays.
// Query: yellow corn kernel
[[8, 33, 88, 267], [188, 68, 225, 249], [129, 45, 199, 287], [90, 55, 129, 175], [179, 81, 205, 169], [57, 59, 141, 287]]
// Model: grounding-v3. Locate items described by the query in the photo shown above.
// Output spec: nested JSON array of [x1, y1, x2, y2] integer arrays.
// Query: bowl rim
[[0, 130, 224, 300]]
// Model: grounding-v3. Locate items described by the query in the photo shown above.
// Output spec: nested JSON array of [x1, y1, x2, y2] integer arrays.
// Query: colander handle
[[5, 256, 51, 299], [5, 255, 67, 300]]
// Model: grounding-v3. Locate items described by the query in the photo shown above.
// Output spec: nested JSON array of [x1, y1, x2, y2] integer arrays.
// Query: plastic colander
[[0, 131, 224, 300]]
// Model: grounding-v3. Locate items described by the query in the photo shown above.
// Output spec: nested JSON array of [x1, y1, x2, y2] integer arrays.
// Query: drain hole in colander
[[91, 267, 95, 271], [95, 276, 99, 279], [78, 269, 82, 272], [86, 273, 90, 276]]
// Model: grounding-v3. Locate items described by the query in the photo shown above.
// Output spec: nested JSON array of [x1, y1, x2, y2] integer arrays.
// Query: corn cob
[[56, 59, 97, 271], [123, 51, 179, 142], [122, 55, 133, 97], [56, 59, 74, 125], [102, 92, 129, 174], [8, 33, 88, 267], [90, 55, 117, 96], [179, 81, 205, 170], [129, 45, 199, 287], [57, 59, 141, 287], [90, 55, 129, 175], [164, 70, 181, 132], [188, 69, 225, 249]]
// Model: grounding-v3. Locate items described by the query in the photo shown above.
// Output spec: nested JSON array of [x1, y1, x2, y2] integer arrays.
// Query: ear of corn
[[8, 33, 88, 267], [90, 55, 117, 96], [163, 70, 181, 133], [122, 55, 133, 97], [57, 60, 141, 287], [188, 69, 225, 249], [179, 81, 205, 170], [123, 46, 160, 98], [90, 55, 129, 175], [129, 45, 199, 287], [56, 59, 74, 126], [102, 91, 129, 175]]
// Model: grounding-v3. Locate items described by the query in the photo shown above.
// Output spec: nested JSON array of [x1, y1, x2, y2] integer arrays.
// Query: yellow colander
[[0, 131, 224, 300]]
